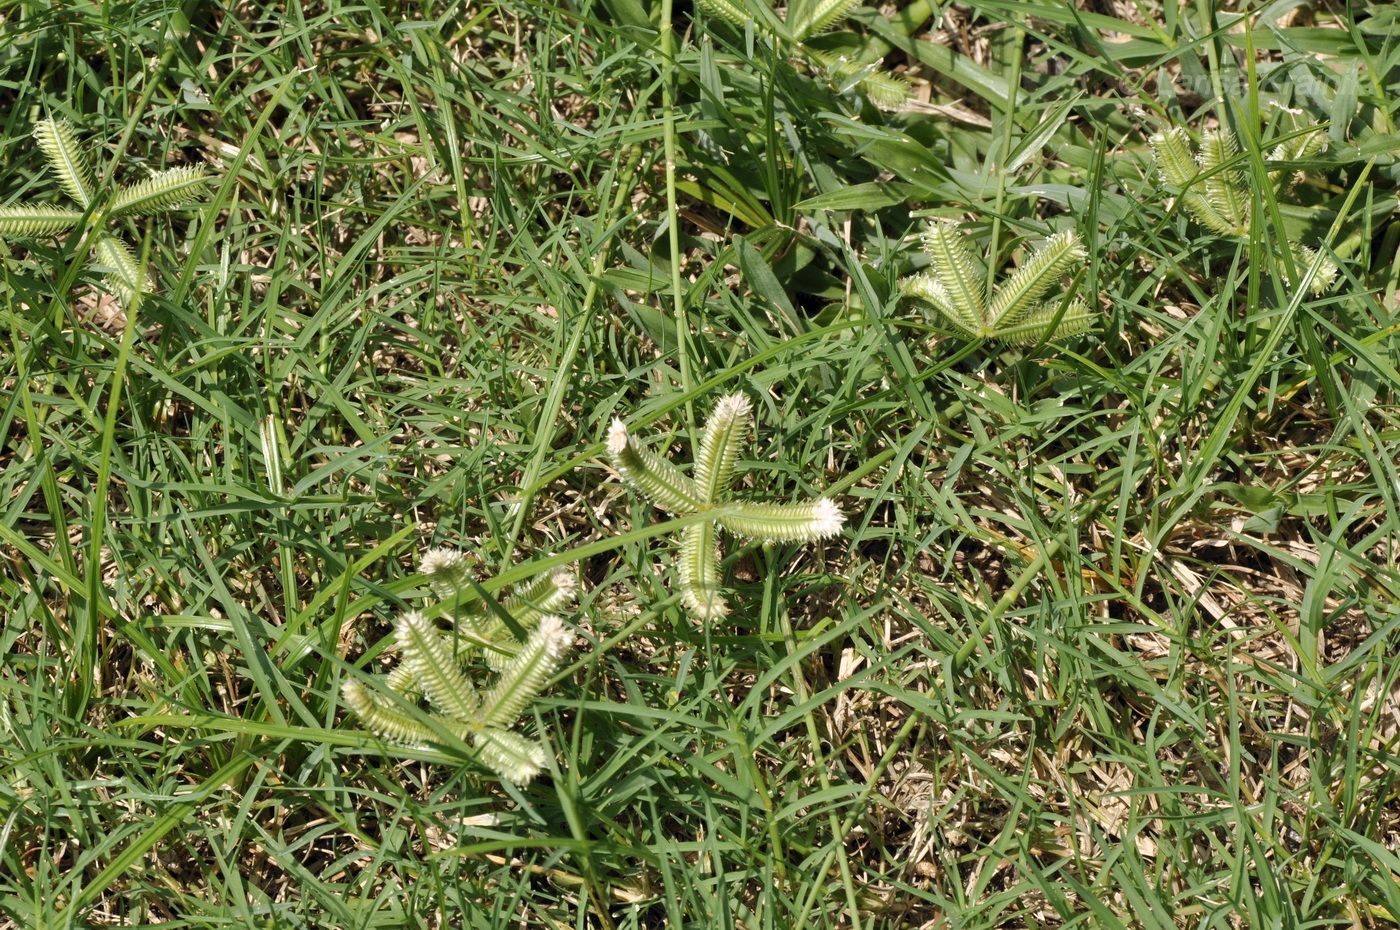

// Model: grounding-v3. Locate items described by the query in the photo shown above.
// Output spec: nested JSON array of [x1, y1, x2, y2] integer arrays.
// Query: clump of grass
[[695, 0, 911, 110]]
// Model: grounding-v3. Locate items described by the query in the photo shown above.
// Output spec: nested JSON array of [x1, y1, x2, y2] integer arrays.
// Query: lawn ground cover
[[2, 0, 1400, 927]]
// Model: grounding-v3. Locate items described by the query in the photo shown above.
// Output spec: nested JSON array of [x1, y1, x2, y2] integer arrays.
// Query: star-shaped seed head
[[0, 117, 212, 309], [342, 549, 576, 785], [900, 222, 1097, 345], [608, 393, 845, 619]]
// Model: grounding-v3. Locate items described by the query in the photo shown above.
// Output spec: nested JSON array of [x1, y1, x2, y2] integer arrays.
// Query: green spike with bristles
[[0, 204, 84, 238]]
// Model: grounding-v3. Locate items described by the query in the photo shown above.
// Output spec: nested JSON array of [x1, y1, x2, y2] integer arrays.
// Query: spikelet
[[996, 299, 1095, 346], [110, 166, 210, 216], [1198, 128, 1250, 236], [1150, 128, 1198, 189], [90, 234, 147, 306], [694, 394, 752, 504], [1294, 244, 1338, 296], [985, 231, 1086, 330], [397, 610, 481, 721], [792, 0, 861, 39], [503, 569, 577, 626], [679, 521, 727, 619], [420, 547, 475, 600], [695, 0, 750, 27], [0, 204, 84, 238], [1151, 127, 1247, 237], [608, 418, 706, 514], [920, 222, 986, 335], [33, 118, 94, 208], [1268, 127, 1326, 191], [473, 728, 549, 784], [479, 616, 573, 729], [858, 69, 913, 111], [900, 273, 978, 339], [717, 498, 845, 541], [342, 679, 452, 746]]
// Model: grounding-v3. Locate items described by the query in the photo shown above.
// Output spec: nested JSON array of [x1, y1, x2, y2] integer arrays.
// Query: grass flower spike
[[609, 394, 844, 619], [900, 223, 1097, 345], [1150, 123, 1337, 295], [342, 549, 576, 785], [0, 117, 211, 310]]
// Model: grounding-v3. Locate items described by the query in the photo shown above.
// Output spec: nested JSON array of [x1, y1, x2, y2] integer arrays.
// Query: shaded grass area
[[1, 0, 1399, 927]]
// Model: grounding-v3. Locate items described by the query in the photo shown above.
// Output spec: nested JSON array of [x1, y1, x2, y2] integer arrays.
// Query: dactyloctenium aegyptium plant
[[0, 118, 210, 308], [608, 393, 845, 620], [695, 0, 910, 110], [899, 223, 1098, 345], [342, 549, 575, 785], [1149, 125, 1337, 295]]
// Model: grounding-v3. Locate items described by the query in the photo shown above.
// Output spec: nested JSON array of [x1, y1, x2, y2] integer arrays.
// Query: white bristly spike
[[479, 615, 574, 729], [549, 568, 577, 601], [419, 547, 474, 600], [812, 498, 845, 537], [607, 418, 629, 457], [420, 547, 462, 576], [712, 393, 752, 423]]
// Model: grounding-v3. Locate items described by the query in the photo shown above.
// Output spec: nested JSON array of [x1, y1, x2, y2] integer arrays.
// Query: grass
[[1, 0, 1399, 927]]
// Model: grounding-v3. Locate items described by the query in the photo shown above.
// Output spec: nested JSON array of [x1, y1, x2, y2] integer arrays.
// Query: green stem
[[947, 536, 1063, 678], [660, 0, 697, 441], [504, 144, 646, 550]]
